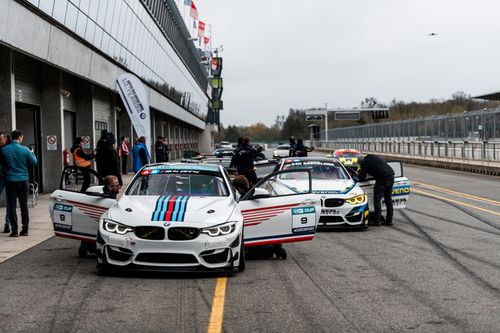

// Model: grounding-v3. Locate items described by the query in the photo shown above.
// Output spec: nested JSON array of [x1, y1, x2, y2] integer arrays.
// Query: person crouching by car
[[232, 175, 250, 198], [71, 137, 95, 193], [357, 154, 395, 226]]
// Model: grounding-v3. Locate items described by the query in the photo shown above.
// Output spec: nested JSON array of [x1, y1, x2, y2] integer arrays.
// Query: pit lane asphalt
[[1, 159, 500, 332]]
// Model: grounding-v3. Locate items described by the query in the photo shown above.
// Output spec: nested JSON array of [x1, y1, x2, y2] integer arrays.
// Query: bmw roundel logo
[[140, 113, 146, 119], [163, 222, 171, 227]]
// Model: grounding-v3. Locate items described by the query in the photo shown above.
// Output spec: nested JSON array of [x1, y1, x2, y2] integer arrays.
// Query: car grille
[[324, 198, 344, 207], [168, 227, 200, 241], [319, 216, 345, 223], [134, 226, 165, 240], [135, 253, 198, 264]]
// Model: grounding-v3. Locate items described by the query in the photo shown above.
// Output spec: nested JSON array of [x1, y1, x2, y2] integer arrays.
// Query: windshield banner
[[116, 73, 151, 155]]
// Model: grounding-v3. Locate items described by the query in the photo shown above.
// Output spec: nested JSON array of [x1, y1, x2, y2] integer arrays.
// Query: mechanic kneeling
[[357, 154, 395, 226]]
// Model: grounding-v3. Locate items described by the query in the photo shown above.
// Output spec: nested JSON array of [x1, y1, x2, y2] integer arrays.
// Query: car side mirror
[[86, 185, 108, 197], [251, 188, 271, 199]]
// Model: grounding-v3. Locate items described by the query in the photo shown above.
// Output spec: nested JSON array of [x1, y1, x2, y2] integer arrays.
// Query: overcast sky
[[187, 0, 500, 126]]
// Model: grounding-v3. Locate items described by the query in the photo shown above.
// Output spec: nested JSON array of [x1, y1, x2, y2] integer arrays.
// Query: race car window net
[[256, 170, 311, 197], [282, 162, 349, 180], [126, 172, 229, 197]]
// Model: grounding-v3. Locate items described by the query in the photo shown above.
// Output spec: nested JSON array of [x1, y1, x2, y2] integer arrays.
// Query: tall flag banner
[[204, 36, 210, 49], [190, 2, 198, 19], [198, 20, 205, 38], [116, 74, 151, 156], [193, 19, 197, 29], [184, 0, 192, 6]]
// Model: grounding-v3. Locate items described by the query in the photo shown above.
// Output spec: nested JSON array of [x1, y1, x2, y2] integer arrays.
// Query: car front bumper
[[318, 203, 369, 228], [96, 227, 242, 271]]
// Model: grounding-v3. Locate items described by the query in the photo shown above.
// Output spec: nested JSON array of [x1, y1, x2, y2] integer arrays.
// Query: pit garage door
[[93, 86, 113, 141]]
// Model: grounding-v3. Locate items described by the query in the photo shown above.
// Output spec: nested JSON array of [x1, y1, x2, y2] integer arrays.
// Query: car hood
[[107, 195, 237, 226], [280, 179, 362, 196]]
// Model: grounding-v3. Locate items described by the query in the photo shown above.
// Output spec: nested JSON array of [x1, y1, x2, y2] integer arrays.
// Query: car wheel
[[78, 243, 88, 258], [237, 233, 245, 272]]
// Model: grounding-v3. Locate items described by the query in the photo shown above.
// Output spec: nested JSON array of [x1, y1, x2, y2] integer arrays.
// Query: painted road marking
[[413, 181, 500, 207], [413, 188, 500, 217], [207, 277, 227, 333]]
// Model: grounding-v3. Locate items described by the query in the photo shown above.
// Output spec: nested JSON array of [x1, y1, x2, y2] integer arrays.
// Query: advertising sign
[[116, 74, 151, 155]]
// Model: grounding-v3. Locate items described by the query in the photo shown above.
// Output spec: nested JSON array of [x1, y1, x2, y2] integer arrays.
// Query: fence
[[321, 108, 500, 142]]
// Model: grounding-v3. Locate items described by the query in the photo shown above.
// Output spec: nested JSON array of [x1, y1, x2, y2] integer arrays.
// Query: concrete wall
[[40, 65, 63, 192], [0, 44, 13, 132]]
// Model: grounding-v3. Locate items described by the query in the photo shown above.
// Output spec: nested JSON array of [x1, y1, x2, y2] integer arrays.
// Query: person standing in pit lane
[[2, 130, 37, 237], [120, 136, 130, 175], [71, 137, 95, 193], [133, 136, 150, 173], [95, 132, 123, 186], [229, 137, 244, 169], [293, 138, 308, 157], [357, 154, 395, 226], [0, 132, 11, 233], [155, 136, 169, 163], [288, 136, 297, 157], [233, 137, 258, 186]]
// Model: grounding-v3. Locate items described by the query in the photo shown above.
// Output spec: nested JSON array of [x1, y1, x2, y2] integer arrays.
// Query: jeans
[[6, 180, 29, 232], [0, 176, 10, 226], [373, 177, 394, 224]]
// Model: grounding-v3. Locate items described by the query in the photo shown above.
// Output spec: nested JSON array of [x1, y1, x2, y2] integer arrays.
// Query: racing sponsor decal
[[312, 184, 355, 195], [291, 206, 316, 233], [241, 203, 300, 227], [392, 185, 410, 197], [67, 200, 108, 222], [151, 196, 190, 222], [245, 233, 315, 247], [53, 203, 73, 230]]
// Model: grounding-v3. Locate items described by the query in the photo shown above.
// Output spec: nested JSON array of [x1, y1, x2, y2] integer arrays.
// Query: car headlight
[[103, 218, 133, 235], [201, 222, 237, 237], [346, 194, 367, 205]]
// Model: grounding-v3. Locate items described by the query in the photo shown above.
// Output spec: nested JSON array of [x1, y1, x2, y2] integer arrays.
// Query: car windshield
[[276, 145, 290, 150], [335, 152, 362, 158], [282, 161, 349, 180], [127, 171, 229, 197]]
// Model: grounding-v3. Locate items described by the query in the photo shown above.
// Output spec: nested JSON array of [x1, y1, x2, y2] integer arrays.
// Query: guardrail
[[311, 140, 500, 176]]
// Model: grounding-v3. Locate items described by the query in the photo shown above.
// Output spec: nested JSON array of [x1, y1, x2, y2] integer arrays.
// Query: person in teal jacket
[[1, 130, 37, 237], [133, 136, 150, 173], [0, 132, 11, 233]]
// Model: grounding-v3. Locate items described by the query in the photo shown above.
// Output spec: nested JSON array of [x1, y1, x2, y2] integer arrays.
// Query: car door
[[49, 166, 116, 242], [238, 169, 321, 247], [358, 161, 411, 211]]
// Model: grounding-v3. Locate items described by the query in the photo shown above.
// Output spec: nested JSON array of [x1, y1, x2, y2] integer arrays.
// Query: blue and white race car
[[49, 163, 321, 272], [276, 157, 411, 229]]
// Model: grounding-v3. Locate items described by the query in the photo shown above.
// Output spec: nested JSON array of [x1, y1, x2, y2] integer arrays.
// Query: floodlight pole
[[324, 103, 328, 142]]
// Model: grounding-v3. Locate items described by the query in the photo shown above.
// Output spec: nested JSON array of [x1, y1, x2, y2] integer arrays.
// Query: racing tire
[[78, 242, 88, 258], [274, 244, 287, 260], [237, 233, 246, 272]]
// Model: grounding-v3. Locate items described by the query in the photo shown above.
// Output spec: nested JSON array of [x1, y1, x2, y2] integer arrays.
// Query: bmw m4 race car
[[277, 157, 410, 229], [49, 164, 320, 272]]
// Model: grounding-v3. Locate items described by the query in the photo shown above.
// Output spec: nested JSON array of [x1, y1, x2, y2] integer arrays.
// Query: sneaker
[[9, 232, 19, 237], [20, 229, 29, 236], [3, 225, 10, 233]]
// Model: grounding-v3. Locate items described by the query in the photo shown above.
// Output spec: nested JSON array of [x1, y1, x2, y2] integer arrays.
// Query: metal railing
[[314, 140, 500, 162], [321, 108, 500, 142]]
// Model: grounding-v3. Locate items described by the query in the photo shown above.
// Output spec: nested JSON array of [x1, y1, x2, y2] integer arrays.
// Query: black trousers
[[241, 170, 258, 186], [373, 177, 394, 224], [6, 180, 29, 232], [121, 154, 128, 174], [80, 167, 91, 193]]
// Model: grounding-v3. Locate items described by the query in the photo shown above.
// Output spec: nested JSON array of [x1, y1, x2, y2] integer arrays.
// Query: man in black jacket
[[233, 137, 258, 186], [155, 136, 169, 162], [357, 154, 395, 226]]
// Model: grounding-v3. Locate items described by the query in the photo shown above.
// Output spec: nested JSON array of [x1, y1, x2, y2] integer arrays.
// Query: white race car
[[273, 144, 290, 159], [277, 157, 410, 229], [49, 164, 320, 272]]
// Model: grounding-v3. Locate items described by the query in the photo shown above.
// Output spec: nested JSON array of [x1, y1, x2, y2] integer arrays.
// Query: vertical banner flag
[[190, 2, 198, 19], [116, 74, 151, 156], [198, 20, 205, 38], [204, 36, 210, 49]]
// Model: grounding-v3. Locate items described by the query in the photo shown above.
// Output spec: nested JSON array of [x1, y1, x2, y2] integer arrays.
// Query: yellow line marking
[[413, 181, 500, 206], [413, 188, 500, 217], [207, 277, 227, 333]]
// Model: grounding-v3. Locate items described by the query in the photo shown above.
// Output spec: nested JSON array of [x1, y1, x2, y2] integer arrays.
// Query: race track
[[1, 163, 500, 332]]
